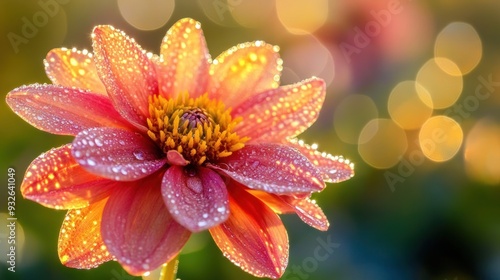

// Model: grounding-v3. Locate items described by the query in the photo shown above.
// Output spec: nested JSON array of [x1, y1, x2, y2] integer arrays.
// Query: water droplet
[[133, 150, 145, 160], [95, 138, 103, 147], [86, 159, 96, 166]]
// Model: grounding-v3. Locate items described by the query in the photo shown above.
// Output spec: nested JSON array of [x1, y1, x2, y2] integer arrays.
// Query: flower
[[6, 18, 354, 279]]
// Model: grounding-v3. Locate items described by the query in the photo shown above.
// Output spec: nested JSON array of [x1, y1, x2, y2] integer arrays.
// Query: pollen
[[147, 93, 249, 165]]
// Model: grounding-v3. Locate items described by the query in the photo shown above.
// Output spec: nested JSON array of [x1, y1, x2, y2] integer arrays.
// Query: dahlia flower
[[6, 18, 354, 279]]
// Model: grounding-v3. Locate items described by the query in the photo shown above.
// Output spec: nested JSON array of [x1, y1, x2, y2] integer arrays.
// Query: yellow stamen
[[146, 93, 248, 165]]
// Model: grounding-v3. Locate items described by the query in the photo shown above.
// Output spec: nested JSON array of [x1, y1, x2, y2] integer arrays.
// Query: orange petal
[[233, 77, 325, 142], [101, 173, 191, 276], [157, 18, 210, 99], [58, 198, 114, 269], [249, 190, 330, 231], [6, 84, 133, 136], [92, 25, 158, 130], [208, 41, 281, 108], [21, 144, 118, 210], [209, 183, 289, 279], [288, 139, 355, 183], [45, 48, 107, 95]]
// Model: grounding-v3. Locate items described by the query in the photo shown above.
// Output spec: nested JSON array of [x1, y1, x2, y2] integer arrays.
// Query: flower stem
[[142, 255, 179, 280]]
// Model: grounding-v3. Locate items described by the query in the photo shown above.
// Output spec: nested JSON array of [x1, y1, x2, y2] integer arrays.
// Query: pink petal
[[157, 18, 210, 99], [45, 48, 107, 95], [21, 144, 118, 209], [248, 190, 330, 231], [92, 25, 158, 130], [288, 197, 329, 231], [288, 139, 355, 183], [209, 183, 289, 279], [208, 41, 281, 108], [166, 150, 188, 166], [161, 166, 229, 232], [6, 84, 133, 136], [101, 173, 191, 276], [209, 143, 324, 194], [233, 78, 325, 142], [72, 127, 166, 181], [58, 198, 113, 269]]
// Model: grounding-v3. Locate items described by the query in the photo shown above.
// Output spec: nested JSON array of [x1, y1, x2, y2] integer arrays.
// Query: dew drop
[[86, 159, 96, 166], [133, 150, 145, 160], [95, 138, 103, 147]]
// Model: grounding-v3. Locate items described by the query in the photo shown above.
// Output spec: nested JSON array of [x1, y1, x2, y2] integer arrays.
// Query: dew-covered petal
[[6, 84, 133, 136], [58, 198, 113, 269], [288, 139, 355, 183], [209, 183, 288, 279], [209, 143, 324, 194], [21, 144, 118, 209], [248, 190, 329, 231], [101, 174, 191, 276], [233, 78, 325, 142], [72, 127, 166, 181], [157, 18, 210, 99], [92, 25, 158, 130], [45, 48, 107, 95], [161, 166, 229, 232], [208, 41, 281, 108]]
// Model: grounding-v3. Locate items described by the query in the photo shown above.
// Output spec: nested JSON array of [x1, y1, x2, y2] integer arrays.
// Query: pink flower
[[6, 18, 354, 278]]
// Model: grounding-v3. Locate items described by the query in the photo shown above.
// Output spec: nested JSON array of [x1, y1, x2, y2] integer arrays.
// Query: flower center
[[146, 93, 248, 165]]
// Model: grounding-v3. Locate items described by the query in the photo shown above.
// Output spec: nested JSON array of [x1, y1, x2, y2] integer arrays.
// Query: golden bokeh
[[118, 0, 174, 31], [276, 0, 328, 34], [358, 118, 408, 169], [230, 0, 275, 28], [464, 119, 500, 185], [419, 115, 463, 162], [435, 22, 482, 75], [334, 94, 378, 144], [388, 81, 433, 130], [416, 58, 463, 109]]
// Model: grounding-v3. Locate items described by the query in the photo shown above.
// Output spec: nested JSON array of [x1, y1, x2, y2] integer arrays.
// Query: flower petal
[[58, 198, 113, 269], [248, 190, 330, 231], [208, 41, 281, 108], [72, 127, 166, 181], [45, 48, 107, 95], [161, 166, 229, 232], [209, 143, 324, 194], [21, 144, 118, 209], [101, 173, 191, 276], [209, 183, 289, 279], [157, 18, 210, 99], [92, 25, 158, 130], [288, 139, 355, 183], [6, 84, 133, 135], [233, 78, 325, 142]]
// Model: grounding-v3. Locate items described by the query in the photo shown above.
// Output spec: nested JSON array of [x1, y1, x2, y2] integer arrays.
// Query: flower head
[[6, 18, 354, 278]]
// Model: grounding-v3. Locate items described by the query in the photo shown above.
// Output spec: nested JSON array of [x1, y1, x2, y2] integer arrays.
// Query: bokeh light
[[419, 115, 463, 162], [416, 58, 463, 109], [276, 0, 328, 34], [118, 0, 174, 31], [388, 81, 433, 130], [358, 118, 407, 169], [435, 22, 482, 75], [282, 35, 335, 86], [230, 0, 275, 28], [334, 94, 378, 144], [0, 212, 25, 263], [464, 119, 500, 185]]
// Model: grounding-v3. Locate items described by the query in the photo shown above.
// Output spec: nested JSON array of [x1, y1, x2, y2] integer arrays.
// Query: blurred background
[[1, 0, 500, 279]]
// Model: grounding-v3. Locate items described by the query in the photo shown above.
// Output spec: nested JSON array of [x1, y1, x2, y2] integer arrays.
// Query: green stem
[[142, 254, 179, 280]]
